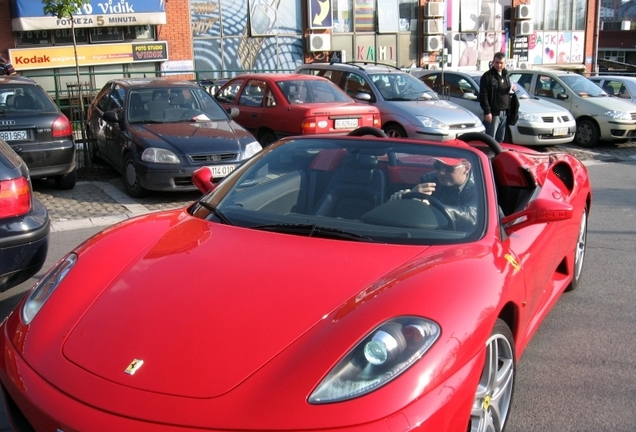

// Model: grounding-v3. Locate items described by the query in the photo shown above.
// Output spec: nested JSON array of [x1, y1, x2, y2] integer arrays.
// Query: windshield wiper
[[252, 223, 376, 242], [196, 201, 233, 225]]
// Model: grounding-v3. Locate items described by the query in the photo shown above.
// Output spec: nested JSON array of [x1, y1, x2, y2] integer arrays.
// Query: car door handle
[[251, 113, 257, 118]]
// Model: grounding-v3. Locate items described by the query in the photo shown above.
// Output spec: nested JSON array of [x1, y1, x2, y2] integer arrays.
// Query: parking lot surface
[[33, 142, 636, 232]]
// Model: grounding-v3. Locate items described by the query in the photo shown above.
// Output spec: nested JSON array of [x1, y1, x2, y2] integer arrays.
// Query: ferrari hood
[[129, 120, 245, 153], [61, 215, 424, 398]]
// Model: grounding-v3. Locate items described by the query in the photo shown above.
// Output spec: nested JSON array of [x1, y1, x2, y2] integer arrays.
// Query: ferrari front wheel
[[469, 319, 515, 432]]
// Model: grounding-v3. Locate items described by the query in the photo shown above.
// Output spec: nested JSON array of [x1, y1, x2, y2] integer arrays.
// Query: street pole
[[593, 0, 601, 75]]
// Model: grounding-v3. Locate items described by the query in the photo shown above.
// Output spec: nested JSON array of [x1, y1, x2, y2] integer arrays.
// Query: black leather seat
[[314, 153, 386, 219]]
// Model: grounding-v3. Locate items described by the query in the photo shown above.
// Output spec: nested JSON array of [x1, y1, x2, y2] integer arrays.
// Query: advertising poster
[[557, 31, 572, 64]]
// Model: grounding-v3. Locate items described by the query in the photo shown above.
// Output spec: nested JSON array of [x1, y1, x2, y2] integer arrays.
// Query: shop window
[[16, 30, 52, 46]]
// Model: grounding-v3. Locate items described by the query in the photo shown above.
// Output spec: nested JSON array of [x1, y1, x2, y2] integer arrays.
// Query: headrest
[[343, 153, 378, 169], [170, 95, 187, 105]]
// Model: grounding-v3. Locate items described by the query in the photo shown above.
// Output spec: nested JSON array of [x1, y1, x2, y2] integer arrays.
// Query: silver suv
[[295, 63, 485, 141]]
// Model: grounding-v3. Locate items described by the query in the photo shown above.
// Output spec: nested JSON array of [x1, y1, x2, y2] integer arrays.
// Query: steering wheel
[[348, 127, 388, 138], [457, 132, 503, 155], [401, 192, 456, 230]]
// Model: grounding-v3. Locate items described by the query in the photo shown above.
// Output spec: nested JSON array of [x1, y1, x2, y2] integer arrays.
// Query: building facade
[[0, 0, 601, 98]]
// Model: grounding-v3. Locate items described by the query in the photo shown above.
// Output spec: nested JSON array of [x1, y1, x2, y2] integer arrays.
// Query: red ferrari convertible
[[0, 129, 591, 432]]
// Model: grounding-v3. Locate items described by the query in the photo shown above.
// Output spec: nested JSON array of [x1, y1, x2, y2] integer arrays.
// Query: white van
[[509, 69, 636, 148]]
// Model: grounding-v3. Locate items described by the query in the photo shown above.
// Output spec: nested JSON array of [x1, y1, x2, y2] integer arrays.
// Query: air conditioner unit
[[516, 20, 533, 35], [427, 63, 440, 70], [423, 35, 442, 51], [516, 4, 532, 20], [425, 2, 444, 17], [308, 34, 331, 52], [423, 19, 444, 34], [518, 61, 530, 69]]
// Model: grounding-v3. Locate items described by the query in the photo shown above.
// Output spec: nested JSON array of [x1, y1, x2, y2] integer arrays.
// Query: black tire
[[259, 131, 277, 147], [86, 128, 101, 163], [55, 168, 76, 190], [470, 318, 516, 432], [565, 205, 588, 292], [383, 123, 407, 138], [123, 153, 148, 198], [574, 119, 599, 148], [348, 127, 388, 138]]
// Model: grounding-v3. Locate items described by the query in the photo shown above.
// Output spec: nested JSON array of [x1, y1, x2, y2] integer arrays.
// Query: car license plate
[[553, 127, 568, 136], [0, 130, 28, 141], [208, 164, 237, 178], [334, 119, 359, 129]]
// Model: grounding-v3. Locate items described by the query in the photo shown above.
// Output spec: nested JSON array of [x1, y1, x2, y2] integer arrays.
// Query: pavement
[[33, 141, 636, 232]]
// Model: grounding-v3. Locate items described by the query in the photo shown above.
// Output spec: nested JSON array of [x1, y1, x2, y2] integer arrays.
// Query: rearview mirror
[[353, 93, 372, 102], [228, 107, 240, 118], [192, 167, 219, 194], [463, 93, 478, 100], [556, 93, 569, 100], [501, 198, 573, 234], [103, 111, 120, 123]]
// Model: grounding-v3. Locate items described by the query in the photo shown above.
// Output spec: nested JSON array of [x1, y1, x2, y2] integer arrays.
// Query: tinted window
[[0, 85, 57, 112]]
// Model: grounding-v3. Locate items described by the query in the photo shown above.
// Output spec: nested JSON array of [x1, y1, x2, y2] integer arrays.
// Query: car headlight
[[605, 110, 632, 120], [518, 112, 542, 122], [22, 254, 77, 325], [141, 148, 180, 164], [243, 141, 262, 159], [416, 116, 449, 129], [309, 316, 440, 404]]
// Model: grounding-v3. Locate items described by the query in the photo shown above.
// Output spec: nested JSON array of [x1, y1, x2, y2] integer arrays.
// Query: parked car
[[295, 62, 486, 140], [0, 129, 591, 432], [416, 69, 576, 146], [0, 76, 76, 189], [0, 138, 49, 292], [508, 69, 636, 148], [86, 78, 262, 197], [588, 75, 636, 104], [214, 73, 381, 146]]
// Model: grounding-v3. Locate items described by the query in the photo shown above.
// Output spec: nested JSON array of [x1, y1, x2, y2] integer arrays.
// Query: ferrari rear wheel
[[469, 319, 515, 432], [566, 206, 588, 292]]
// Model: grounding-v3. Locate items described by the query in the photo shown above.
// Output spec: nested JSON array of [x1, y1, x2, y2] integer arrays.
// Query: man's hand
[[484, 113, 492, 123], [390, 189, 410, 201], [412, 182, 435, 195]]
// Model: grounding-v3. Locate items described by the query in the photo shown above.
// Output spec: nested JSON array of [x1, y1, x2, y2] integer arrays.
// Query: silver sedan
[[415, 69, 577, 146]]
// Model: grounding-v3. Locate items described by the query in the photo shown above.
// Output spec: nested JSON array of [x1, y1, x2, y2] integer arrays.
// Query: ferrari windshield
[[194, 137, 486, 245]]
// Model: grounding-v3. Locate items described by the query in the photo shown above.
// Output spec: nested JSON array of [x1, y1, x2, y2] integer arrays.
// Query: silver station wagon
[[295, 62, 485, 141]]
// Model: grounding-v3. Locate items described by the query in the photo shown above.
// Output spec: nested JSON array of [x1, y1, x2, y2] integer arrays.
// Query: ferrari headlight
[[243, 141, 262, 159], [605, 110, 631, 120], [309, 317, 440, 404], [141, 148, 180, 164], [21, 253, 77, 325], [416, 116, 449, 130], [518, 112, 542, 122]]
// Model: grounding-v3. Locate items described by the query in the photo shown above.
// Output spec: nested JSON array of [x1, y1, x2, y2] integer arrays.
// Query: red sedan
[[214, 73, 381, 146], [0, 130, 590, 431]]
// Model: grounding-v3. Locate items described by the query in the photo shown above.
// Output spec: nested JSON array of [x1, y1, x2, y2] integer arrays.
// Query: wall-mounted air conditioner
[[518, 61, 530, 70], [308, 34, 331, 52], [516, 4, 532, 20], [425, 2, 444, 17], [427, 63, 440, 70], [423, 35, 442, 52], [516, 20, 533, 35], [423, 19, 444, 34]]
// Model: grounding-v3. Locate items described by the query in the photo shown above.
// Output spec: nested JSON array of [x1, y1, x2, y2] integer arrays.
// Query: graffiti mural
[[191, 0, 304, 78]]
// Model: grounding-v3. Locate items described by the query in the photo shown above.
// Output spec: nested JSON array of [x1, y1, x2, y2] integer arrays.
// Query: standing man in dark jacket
[[479, 52, 515, 143]]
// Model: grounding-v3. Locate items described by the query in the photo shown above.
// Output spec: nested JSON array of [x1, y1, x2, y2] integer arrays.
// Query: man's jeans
[[485, 110, 507, 143]]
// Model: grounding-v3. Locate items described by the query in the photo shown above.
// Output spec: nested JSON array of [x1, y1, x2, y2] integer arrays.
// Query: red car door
[[233, 79, 266, 135]]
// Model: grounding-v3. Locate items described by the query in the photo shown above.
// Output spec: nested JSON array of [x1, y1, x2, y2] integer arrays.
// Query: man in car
[[391, 157, 477, 230]]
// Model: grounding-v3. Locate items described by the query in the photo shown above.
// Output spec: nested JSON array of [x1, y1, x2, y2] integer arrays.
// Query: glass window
[[54, 28, 89, 44], [557, 0, 573, 30], [216, 79, 245, 104], [354, 0, 376, 32], [334, 0, 353, 32], [89, 27, 125, 43], [16, 30, 52, 46], [399, 0, 417, 33], [238, 80, 265, 107]]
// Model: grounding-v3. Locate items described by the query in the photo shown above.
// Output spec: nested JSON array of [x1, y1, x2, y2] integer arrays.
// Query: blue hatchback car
[[0, 138, 49, 292]]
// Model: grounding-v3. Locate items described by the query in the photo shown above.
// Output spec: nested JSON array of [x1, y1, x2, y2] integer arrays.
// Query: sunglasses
[[434, 161, 464, 173]]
